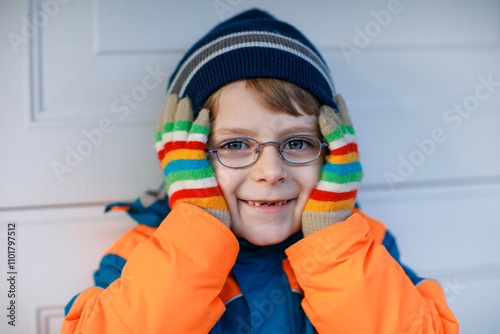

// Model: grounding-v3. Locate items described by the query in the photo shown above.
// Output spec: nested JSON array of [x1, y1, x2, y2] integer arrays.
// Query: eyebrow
[[213, 124, 320, 137]]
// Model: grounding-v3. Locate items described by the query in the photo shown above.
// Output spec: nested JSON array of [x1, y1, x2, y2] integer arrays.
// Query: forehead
[[211, 81, 319, 138]]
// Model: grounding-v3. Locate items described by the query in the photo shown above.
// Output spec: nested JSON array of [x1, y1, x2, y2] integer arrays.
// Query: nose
[[250, 144, 288, 185]]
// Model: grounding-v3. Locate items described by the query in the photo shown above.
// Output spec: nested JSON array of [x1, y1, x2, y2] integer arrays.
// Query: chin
[[236, 225, 300, 246]]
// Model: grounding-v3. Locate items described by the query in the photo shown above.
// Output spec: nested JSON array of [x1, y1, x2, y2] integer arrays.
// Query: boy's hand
[[155, 95, 231, 228], [301, 95, 363, 236]]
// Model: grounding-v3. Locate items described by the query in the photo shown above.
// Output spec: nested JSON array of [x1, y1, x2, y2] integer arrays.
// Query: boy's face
[[208, 80, 324, 246]]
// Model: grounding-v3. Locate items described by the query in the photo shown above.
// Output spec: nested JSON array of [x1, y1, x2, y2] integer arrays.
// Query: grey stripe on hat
[[168, 31, 335, 98]]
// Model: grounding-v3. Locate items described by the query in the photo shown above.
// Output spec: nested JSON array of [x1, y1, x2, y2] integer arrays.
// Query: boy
[[62, 9, 458, 333]]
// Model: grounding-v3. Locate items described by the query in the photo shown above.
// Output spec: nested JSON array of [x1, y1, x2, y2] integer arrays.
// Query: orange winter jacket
[[62, 203, 458, 333]]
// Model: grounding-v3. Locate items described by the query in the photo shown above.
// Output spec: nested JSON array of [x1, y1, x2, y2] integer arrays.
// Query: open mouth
[[245, 200, 291, 207]]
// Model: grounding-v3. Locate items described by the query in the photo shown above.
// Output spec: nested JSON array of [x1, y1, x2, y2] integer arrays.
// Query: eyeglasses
[[205, 135, 328, 169]]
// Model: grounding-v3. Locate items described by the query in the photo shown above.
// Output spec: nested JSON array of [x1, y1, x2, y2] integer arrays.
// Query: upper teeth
[[247, 200, 288, 206]]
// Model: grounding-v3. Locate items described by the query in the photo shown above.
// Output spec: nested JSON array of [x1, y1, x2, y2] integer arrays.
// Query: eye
[[286, 140, 304, 149], [219, 139, 251, 150], [282, 137, 314, 150]]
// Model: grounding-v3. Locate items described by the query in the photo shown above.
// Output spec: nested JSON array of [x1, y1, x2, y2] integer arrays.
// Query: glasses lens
[[217, 138, 259, 168], [280, 135, 322, 164]]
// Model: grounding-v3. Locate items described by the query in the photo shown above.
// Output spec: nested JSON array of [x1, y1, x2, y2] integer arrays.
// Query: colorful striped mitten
[[301, 95, 363, 236], [155, 95, 231, 227]]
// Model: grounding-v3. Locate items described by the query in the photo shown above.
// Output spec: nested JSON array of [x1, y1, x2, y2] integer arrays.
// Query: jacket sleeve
[[61, 203, 239, 334], [285, 212, 459, 334]]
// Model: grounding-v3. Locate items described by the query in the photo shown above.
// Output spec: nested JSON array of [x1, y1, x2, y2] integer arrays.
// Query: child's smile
[[208, 80, 324, 245], [240, 198, 295, 216], [242, 199, 292, 207]]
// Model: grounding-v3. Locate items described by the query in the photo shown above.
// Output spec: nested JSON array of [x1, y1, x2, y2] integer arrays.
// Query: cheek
[[302, 159, 324, 191], [215, 170, 233, 194], [210, 159, 240, 198]]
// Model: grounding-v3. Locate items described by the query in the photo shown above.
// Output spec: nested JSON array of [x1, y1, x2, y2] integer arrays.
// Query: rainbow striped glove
[[155, 95, 231, 227], [301, 95, 363, 236]]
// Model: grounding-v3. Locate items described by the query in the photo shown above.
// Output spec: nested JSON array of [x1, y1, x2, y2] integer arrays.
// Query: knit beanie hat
[[166, 8, 337, 113]]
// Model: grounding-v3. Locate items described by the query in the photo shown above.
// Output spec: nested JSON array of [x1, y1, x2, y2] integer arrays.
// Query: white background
[[1, 0, 499, 333]]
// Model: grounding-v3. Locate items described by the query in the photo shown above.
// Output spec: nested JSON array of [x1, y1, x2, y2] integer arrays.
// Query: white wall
[[1, 0, 499, 333]]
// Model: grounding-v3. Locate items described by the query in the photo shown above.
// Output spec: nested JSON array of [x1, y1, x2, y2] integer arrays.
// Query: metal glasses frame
[[205, 134, 328, 169]]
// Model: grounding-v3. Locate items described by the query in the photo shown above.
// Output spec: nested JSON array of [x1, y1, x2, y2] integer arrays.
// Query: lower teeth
[[248, 201, 288, 206]]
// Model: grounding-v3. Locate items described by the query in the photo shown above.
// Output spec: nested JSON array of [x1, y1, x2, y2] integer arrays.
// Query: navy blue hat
[[167, 8, 337, 113]]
